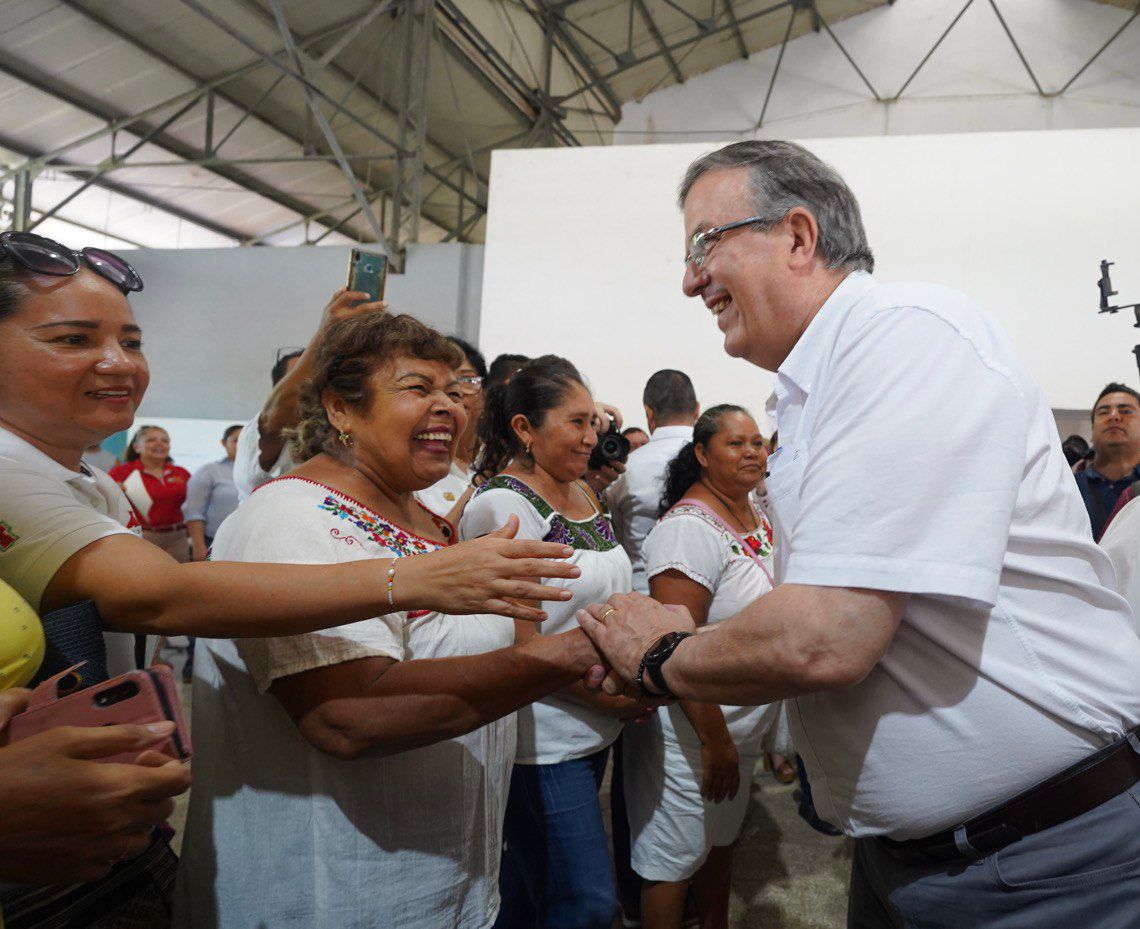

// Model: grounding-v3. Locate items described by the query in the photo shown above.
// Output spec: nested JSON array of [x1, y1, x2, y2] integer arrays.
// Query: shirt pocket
[[764, 446, 806, 507]]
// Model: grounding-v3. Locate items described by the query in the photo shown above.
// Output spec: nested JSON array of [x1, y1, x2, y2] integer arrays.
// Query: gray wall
[[130, 243, 483, 421]]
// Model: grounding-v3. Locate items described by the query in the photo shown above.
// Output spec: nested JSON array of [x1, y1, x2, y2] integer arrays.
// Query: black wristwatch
[[635, 631, 693, 699]]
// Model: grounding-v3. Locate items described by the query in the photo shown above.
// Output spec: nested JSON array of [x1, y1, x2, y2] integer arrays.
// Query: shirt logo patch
[[0, 521, 19, 552]]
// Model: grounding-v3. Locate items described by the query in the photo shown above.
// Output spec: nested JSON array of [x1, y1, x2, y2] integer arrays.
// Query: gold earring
[[338, 432, 354, 447], [524, 441, 531, 455]]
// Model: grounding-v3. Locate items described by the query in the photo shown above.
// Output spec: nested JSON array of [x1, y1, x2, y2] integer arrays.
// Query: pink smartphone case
[[8, 663, 192, 764]]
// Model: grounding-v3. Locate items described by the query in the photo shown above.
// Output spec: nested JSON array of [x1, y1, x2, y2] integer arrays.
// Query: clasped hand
[[576, 592, 696, 697]]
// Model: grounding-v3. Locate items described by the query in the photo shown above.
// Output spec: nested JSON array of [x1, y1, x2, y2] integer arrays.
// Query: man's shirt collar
[[776, 270, 876, 397], [649, 425, 694, 442], [1084, 461, 1140, 484]]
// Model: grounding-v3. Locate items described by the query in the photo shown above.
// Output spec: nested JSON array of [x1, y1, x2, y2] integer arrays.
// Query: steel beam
[[175, 0, 484, 214], [0, 55, 350, 240], [267, 0, 391, 253], [387, 0, 436, 256], [723, 0, 750, 59], [893, 0, 975, 99], [988, 0, 1044, 96], [11, 171, 33, 232], [756, 6, 797, 127], [557, 0, 792, 103], [533, 0, 624, 122], [1059, 3, 1139, 94], [195, 0, 488, 190], [809, 2, 881, 100], [15, 3, 373, 182], [632, 0, 685, 84], [0, 131, 246, 242]]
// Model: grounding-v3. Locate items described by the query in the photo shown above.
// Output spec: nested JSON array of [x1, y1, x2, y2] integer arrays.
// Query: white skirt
[[623, 714, 761, 883]]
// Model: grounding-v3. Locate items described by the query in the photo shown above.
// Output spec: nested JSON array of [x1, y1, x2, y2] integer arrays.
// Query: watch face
[[646, 632, 679, 662]]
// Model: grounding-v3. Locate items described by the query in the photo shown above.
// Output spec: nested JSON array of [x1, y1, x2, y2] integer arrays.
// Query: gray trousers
[[848, 782, 1140, 929]]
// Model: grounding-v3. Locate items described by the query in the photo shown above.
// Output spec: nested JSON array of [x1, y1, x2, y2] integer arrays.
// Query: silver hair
[[678, 140, 874, 273]]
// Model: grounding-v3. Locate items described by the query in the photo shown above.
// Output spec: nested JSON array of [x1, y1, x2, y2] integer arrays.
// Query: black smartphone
[[348, 248, 388, 304]]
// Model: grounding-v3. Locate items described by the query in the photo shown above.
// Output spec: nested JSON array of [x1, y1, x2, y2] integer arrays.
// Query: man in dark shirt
[[1076, 382, 1140, 539]]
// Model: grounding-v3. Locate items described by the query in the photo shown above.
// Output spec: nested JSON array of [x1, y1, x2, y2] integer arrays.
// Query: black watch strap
[[635, 631, 692, 699]]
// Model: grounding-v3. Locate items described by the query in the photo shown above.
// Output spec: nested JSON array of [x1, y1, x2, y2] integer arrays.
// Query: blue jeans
[[494, 748, 617, 929]]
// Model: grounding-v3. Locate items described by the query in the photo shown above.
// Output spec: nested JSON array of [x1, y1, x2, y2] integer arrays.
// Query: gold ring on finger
[[599, 607, 617, 623]]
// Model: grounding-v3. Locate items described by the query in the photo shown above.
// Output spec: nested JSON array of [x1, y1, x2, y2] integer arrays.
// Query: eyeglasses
[[0, 231, 143, 294], [458, 375, 484, 395], [684, 215, 780, 270]]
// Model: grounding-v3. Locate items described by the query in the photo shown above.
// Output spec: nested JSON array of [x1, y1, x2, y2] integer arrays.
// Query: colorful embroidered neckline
[[664, 502, 774, 561], [264, 476, 454, 555], [474, 474, 619, 552]]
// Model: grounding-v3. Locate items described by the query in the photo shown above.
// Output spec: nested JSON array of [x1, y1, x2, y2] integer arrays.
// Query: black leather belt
[[881, 727, 1140, 864]]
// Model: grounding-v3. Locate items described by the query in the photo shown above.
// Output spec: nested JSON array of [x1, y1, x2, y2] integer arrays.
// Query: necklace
[[698, 478, 758, 534]]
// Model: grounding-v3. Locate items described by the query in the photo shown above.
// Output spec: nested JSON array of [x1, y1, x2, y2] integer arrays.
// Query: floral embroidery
[[329, 528, 361, 546], [317, 495, 448, 557], [473, 475, 619, 552], [666, 504, 775, 562]]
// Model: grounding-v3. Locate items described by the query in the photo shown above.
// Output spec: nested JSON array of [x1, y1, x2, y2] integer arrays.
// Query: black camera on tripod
[[588, 416, 631, 471]]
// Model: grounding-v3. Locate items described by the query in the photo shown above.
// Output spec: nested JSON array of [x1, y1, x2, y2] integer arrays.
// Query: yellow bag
[[0, 579, 44, 691]]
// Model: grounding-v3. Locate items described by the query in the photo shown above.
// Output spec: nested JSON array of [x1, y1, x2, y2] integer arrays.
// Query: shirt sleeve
[[183, 464, 215, 523], [784, 305, 1028, 607], [0, 469, 134, 611], [233, 415, 292, 500], [458, 487, 550, 542], [644, 513, 728, 593], [225, 493, 407, 693], [1099, 497, 1140, 629]]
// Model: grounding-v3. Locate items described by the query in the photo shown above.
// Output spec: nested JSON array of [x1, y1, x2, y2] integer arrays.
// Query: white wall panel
[[130, 242, 484, 422], [480, 128, 1140, 431]]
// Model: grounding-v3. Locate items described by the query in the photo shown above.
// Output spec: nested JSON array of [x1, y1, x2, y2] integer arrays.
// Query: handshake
[[571, 592, 698, 702]]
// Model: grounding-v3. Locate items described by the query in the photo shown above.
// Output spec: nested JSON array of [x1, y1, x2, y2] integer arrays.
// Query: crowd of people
[[1, 139, 1139, 929]]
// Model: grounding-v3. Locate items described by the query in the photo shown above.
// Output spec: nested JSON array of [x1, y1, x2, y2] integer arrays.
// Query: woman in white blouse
[[176, 316, 606, 929], [627, 404, 781, 929], [0, 233, 580, 893], [460, 356, 648, 929]]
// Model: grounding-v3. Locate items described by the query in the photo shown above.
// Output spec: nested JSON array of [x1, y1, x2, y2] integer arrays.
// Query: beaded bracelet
[[386, 557, 399, 608]]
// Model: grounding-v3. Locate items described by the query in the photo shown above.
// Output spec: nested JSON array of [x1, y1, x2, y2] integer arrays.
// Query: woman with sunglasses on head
[[460, 356, 650, 929], [0, 232, 584, 908], [623, 405, 783, 929], [110, 425, 191, 562]]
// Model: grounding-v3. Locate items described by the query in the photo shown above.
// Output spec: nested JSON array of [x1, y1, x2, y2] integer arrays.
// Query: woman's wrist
[[386, 553, 427, 612], [523, 629, 599, 679]]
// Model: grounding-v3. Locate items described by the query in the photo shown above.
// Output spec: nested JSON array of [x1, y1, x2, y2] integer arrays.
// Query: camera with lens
[[588, 417, 631, 471]]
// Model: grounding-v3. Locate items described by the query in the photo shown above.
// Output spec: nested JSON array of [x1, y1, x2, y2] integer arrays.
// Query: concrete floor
[[165, 646, 850, 928]]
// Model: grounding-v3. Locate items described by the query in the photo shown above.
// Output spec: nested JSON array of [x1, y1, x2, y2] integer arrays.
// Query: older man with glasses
[[578, 140, 1140, 929]]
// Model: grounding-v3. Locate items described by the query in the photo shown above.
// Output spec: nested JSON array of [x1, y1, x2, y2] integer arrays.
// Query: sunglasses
[[0, 231, 144, 294]]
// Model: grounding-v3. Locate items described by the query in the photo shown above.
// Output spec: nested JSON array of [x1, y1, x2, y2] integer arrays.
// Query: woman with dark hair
[[461, 356, 646, 929], [418, 335, 486, 519], [625, 404, 781, 929], [0, 232, 582, 906], [176, 317, 607, 929], [110, 425, 191, 562]]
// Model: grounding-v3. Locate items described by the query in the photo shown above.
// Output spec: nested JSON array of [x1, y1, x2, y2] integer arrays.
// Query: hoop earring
[[338, 432, 354, 448]]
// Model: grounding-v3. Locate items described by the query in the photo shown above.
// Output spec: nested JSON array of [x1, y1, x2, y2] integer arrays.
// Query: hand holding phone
[[348, 248, 388, 305], [7, 664, 191, 764]]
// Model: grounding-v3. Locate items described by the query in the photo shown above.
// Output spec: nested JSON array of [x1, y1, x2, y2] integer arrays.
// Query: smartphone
[[348, 248, 388, 304], [8, 664, 192, 765]]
